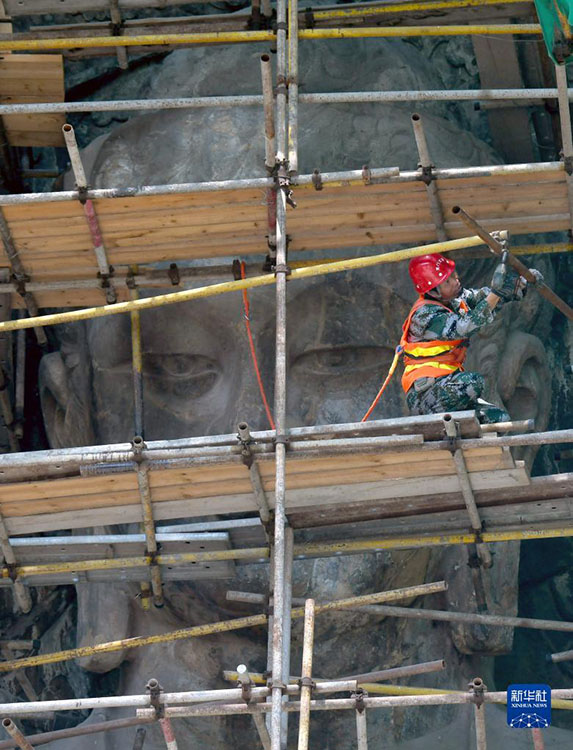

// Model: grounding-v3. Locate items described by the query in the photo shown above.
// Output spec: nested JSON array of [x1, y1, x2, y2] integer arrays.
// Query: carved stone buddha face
[[34, 37, 562, 750]]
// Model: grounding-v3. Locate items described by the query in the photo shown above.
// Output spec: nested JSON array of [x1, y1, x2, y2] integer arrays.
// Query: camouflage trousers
[[406, 371, 510, 423]]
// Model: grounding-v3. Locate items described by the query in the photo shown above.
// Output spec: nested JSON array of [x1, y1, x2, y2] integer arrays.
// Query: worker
[[402, 253, 542, 423]]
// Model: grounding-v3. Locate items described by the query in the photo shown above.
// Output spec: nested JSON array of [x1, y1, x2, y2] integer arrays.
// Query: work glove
[[490, 252, 524, 301], [528, 268, 544, 286]]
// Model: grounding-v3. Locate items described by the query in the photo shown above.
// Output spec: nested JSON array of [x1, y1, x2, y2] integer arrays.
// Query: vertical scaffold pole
[[411, 113, 447, 242], [261, 53, 277, 257], [281, 526, 294, 745], [297, 599, 315, 750], [62, 124, 117, 304], [287, 0, 299, 176], [356, 701, 368, 750], [470, 678, 487, 750], [555, 63, 573, 234], [271, 0, 289, 742]]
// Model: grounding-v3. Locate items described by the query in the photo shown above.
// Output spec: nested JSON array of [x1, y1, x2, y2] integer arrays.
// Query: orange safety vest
[[400, 296, 469, 394]]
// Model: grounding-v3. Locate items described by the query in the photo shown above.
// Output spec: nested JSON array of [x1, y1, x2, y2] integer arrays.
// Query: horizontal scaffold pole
[[0, 581, 446, 673], [0, 25, 541, 52], [1, 88, 571, 116], [0, 162, 561, 205], [0, 236, 487, 334], [4, 515, 573, 582], [311, 0, 530, 20]]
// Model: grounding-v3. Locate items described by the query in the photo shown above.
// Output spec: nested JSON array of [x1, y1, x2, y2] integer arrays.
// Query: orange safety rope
[[240, 261, 275, 430], [361, 345, 403, 422]]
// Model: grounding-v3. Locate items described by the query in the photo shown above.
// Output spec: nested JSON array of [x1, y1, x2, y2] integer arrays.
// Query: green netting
[[534, 0, 573, 64]]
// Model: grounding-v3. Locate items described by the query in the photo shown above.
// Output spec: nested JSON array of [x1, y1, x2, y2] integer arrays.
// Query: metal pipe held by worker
[[0, 235, 490, 334], [452, 206, 573, 320]]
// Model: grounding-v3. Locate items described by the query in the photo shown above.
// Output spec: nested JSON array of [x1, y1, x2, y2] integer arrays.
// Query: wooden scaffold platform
[[0, 2, 573, 750]]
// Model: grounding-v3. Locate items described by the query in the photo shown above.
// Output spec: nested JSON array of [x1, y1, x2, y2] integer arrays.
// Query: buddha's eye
[[143, 354, 221, 398], [291, 346, 392, 378]]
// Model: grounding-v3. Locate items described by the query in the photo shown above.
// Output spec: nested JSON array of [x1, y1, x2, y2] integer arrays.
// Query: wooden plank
[[0, 53, 64, 146], [2, 466, 531, 535]]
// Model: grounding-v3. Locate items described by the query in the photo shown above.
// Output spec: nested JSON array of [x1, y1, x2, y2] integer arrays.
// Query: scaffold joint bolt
[[353, 688, 367, 713], [298, 676, 316, 691], [312, 169, 323, 191], [419, 164, 435, 186], [168, 263, 180, 286]]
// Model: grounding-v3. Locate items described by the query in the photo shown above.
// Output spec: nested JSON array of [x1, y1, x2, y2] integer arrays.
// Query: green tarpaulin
[[535, 0, 573, 63]]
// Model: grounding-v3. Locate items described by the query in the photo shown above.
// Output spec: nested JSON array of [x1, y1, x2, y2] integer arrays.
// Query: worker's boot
[[475, 398, 511, 424]]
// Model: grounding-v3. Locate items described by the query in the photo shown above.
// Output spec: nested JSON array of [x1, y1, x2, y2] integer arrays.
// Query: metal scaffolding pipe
[[411, 113, 447, 242], [0, 25, 542, 52], [237, 665, 271, 750], [62, 123, 117, 303], [0, 161, 563, 206], [261, 54, 276, 172], [6, 519, 573, 584], [0, 717, 154, 750], [443, 415, 492, 568], [287, 0, 299, 176], [225, 659, 446, 687], [549, 648, 573, 663], [312, 0, 528, 20], [109, 0, 129, 69], [4, 88, 573, 117], [356, 704, 368, 750], [136, 462, 163, 607], [470, 678, 487, 750], [356, 603, 573, 634], [531, 727, 545, 749], [270, 0, 290, 739], [0, 581, 446, 673], [1, 720, 33, 750], [452, 206, 573, 321], [0, 210, 46, 347], [158, 717, 178, 750], [297, 599, 315, 750], [0, 235, 488, 334], [555, 63, 573, 234], [281, 526, 294, 746], [135, 688, 573, 718]]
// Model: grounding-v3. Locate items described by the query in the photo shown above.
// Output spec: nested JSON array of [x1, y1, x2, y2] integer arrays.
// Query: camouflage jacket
[[407, 287, 496, 342]]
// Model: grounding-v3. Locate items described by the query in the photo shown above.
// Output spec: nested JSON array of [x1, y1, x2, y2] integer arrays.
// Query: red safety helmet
[[408, 254, 456, 294]]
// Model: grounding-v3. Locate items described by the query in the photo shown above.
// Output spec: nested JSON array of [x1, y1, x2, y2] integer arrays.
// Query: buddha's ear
[[497, 331, 551, 465], [39, 341, 95, 448]]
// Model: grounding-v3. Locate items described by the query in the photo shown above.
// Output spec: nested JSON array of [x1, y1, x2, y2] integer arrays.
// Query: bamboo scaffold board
[[0, 165, 570, 308]]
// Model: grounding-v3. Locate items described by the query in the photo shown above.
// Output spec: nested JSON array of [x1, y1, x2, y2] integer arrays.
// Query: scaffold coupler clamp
[[77, 184, 89, 206], [563, 153, 573, 176], [146, 678, 165, 719], [12, 272, 30, 300], [299, 676, 316, 694], [277, 161, 297, 208], [442, 413, 459, 454], [132, 435, 146, 463], [362, 165, 372, 185], [352, 687, 367, 713], [312, 168, 323, 191], [418, 163, 435, 186], [468, 677, 487, 709], [273, 433, 289, 451], [237, 421, 254, 468], [98, 268, 116, 304]]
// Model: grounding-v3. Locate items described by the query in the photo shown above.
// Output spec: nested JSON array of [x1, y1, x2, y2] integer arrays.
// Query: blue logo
[[507, 684, 551, 728]]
